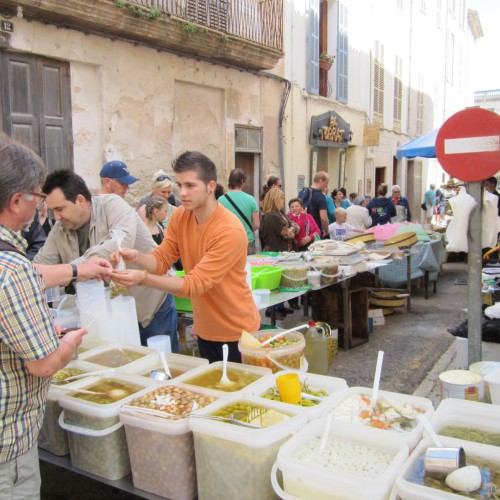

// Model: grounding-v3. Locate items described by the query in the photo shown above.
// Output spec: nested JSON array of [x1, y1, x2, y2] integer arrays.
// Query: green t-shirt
[[219, 191, 259, 243]]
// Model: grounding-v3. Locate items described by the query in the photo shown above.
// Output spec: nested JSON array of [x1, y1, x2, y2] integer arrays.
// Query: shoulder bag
[[224, 193, 253, 232]]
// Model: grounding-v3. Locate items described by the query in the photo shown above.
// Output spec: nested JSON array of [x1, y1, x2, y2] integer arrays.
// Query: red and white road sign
[[436, 108, 500, 182]]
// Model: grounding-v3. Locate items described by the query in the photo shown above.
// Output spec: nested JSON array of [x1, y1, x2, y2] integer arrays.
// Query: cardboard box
[[368, 309, 384, 318], [373, 316, 385, 326]]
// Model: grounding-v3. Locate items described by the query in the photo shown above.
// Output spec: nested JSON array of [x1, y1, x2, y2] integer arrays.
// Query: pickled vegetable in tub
[[129, 386, 217, 420], [330, 394, 425, 432]]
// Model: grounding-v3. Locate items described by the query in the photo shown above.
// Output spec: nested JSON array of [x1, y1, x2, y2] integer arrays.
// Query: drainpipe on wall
[[255, 72, 291, 192]]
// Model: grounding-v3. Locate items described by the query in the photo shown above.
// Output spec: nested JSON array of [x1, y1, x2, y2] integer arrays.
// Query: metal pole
[[467, 182, 482, 365]]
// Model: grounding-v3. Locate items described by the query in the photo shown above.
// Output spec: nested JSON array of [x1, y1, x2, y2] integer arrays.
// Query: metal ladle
[[418, 414, 466, 477]]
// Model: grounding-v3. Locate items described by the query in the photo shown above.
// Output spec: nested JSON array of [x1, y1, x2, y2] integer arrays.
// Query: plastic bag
[[109, 229, 127, 299], [448, 316, 500, 343]]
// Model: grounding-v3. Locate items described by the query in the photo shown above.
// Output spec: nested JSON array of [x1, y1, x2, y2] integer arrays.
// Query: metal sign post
[[436, 107, 500, 365]]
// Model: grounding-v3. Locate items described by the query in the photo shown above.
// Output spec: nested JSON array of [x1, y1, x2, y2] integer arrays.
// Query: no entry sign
[[436, 108, 500, 182]]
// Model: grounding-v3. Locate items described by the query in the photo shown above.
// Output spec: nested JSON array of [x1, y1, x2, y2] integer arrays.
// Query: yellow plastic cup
[[276, 373, 301, 404]]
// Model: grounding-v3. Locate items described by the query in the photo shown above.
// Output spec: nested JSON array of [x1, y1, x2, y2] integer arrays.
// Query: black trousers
[[197, 337, 241, 364]]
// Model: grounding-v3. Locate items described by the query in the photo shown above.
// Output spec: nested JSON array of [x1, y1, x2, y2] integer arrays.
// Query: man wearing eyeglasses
[[98, 160, 139, 198], [110, 151, 261, 363], [33, 170, 179, 352], [0, 138, 112, 499]]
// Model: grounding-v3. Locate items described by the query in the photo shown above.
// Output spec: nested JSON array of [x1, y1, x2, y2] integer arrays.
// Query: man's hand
[[60, 327, 88, 351], [299, 235, 311, 246], [109, 247, 139, 267], [78, 257, 113, 282], [110, 269, 146, 288]]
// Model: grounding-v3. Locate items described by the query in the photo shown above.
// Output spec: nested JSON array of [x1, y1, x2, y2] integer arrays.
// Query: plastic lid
[[308, 321, 316, 326]]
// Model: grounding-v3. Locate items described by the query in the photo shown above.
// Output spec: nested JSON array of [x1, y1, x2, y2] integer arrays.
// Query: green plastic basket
[[173, 271, 193, 312], [251, 266, 283, 291]]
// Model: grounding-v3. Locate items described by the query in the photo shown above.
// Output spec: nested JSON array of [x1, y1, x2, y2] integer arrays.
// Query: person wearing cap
[[98, 160, 138, 198], [136, 170, 177, 227]]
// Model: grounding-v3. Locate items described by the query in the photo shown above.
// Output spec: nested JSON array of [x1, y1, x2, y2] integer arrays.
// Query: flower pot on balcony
[[319, 60, 333, 71]]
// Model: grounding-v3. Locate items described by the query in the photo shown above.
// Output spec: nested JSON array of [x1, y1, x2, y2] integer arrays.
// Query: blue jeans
[[138, 294, 179, 353]]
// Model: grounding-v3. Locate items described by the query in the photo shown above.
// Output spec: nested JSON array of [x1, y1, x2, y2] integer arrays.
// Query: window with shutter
[[416, 74, 424, 135], [393, 55, 402, 132], [373, 40, 384, 124], [307, 0, 320, 95], [1, 52, 73, 171], [336, 2, 348, 104]]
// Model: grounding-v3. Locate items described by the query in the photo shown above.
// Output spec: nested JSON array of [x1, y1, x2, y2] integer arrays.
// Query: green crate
[[173, 271, 193, 312]]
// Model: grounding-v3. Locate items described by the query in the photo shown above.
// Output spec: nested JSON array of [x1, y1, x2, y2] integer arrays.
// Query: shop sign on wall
[[363, 124, 380, 147], [309, 110, 350, 148]]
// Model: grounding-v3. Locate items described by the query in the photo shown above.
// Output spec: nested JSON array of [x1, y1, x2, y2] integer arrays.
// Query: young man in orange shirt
[[111, 151, 260, 362]]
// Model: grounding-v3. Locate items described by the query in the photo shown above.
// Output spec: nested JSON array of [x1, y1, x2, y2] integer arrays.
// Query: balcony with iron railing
[[0, 0, 283, 70]]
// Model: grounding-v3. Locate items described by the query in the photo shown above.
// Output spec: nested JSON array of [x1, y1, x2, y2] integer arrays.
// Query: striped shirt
[[0, 225, 58, 463]]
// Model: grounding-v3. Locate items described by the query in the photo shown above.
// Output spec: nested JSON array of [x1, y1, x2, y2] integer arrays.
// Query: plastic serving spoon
[[217, 344, 236, 388], [260, 324, 309, 347]]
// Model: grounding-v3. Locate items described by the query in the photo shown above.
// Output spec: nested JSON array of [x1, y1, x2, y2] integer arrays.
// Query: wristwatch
[[71, 263, 78, 282]]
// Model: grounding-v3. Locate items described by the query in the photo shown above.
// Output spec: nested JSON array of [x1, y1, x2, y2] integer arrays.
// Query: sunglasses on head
[[156, 174, 172, 182]]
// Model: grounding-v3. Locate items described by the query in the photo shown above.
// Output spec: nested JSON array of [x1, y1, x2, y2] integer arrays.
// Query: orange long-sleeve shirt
[[152, 203, 260, 342]]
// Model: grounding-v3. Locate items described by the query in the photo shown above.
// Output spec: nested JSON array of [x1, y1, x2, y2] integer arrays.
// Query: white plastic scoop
[[260, 324, 309, 347], [159, 351, 172, 379], [319, 413, 333, 454], [371, 350, 384, 406], [217, 344, 236, 388]]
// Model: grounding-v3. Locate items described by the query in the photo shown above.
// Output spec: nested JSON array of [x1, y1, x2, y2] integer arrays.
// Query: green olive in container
[[238, 330, 306, 373], [279, 263, 309, 288]]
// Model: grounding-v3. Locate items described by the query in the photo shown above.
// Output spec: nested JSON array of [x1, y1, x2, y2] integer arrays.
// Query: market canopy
[[395, 129, 439, 159]]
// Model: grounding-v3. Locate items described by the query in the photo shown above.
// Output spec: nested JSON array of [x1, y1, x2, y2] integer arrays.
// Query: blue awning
[[395, 129, 439, 159]]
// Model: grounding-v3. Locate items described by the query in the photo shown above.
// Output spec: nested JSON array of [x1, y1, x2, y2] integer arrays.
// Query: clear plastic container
[[393, 436, 500, 499], [238, 330, 306, 373], [38, 360, 107, 456], [328, 387, 434, 450], [274, 418, 409, 500], [304, 323, 329, 374], [119, 385, 220, 499], [248, 370, 347, 421], [279, 263, 309, 288], [174, 360, 271, 397], [309, 258, 340, 285], [188, 395, 308, 500], [58, 373, 159, 480]]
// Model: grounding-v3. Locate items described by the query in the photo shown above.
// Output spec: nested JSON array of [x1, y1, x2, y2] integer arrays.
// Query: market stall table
[[369, 239, 446, 308]]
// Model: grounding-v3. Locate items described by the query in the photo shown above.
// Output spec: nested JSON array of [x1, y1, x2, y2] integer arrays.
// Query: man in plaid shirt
[[0, 138, 111, 498]]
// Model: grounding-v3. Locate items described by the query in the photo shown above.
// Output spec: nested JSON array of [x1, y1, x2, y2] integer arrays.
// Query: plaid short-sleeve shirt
[[0, 225, 59, 463]]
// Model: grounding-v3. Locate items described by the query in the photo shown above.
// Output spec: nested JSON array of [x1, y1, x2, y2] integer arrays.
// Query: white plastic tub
[[78, 343, 156, 373], [58, 373, 158, 480], [430, 398, 500, 449], [274, 418, 409, 500], [248, 371, 347, 421], [393, 436, 500, 499], [128, 352, 208, 380], [120, 385, 220, 500], [328, 387, 434, 450], [189, 395, 308, 500], [174, 360, 271, 396]]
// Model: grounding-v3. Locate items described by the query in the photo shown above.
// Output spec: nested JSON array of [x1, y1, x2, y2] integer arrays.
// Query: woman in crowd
[[288, 197, 321, 251], [144, 196, 169, 245], [136, 170, 176, 226], [262, 188, 298, 319], [367, 183, 396, 226], [259, 175, 282, 248]]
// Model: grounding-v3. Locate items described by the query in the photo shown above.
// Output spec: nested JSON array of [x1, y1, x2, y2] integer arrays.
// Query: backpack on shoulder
[[298, 187, 313, 212]]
